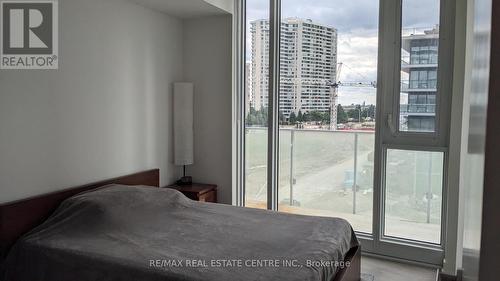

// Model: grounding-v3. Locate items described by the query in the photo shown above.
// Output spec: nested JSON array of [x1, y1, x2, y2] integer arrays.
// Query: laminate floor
[[361, 256, 438, 281]]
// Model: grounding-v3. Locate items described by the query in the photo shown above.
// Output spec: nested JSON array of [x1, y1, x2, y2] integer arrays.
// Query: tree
[[257, 106, 268, 125], [302, 112, 311, 122], [309, 111, 323, 122], [297, 110, 303, 122], [347, 109, 359, 121], [245, 106, 268, 126], [289, 112, 297, 124], [337, 104, 348, 123], [363, 104, 376, 120], [322, 111, 331, 124]]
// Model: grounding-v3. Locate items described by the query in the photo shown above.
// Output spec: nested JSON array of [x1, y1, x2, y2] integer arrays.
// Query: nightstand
[[165, 183, 217, 203]]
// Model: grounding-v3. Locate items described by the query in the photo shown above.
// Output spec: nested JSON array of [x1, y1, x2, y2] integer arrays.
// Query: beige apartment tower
[[250, 18, 337, 118]]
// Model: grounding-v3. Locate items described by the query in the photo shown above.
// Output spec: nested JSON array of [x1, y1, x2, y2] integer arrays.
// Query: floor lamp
[[173, 82, 194, 185]]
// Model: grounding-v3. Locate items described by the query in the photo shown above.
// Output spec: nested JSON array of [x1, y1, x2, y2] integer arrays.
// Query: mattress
[[1, 185, 358, 281]]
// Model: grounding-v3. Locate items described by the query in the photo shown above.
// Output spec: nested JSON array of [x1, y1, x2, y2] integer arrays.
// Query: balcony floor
[[246, 202, 441, 244]]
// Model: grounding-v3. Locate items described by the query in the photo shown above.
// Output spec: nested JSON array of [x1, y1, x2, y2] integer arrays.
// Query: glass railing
[[400, 104, 436, 114], [401, 54, 438, 66], [244, 127, 442, 239], [401, 80, 437, 91]]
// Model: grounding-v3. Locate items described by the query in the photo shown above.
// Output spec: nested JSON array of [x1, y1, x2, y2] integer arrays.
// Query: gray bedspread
[[1, 185, 358, 281]]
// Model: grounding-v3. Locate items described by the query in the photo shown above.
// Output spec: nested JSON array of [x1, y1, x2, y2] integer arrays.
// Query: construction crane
[[327, 63, 377, 130]]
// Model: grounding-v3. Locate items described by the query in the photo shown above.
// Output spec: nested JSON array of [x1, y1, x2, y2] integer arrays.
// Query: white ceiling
[[131, 0, 231, 19]]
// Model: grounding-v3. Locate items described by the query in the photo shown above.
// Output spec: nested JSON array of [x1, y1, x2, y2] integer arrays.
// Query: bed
[[0, 169, 360, 281]]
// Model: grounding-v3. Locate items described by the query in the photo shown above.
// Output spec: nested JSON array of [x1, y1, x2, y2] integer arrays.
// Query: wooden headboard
[[0, 169, 160, 260]]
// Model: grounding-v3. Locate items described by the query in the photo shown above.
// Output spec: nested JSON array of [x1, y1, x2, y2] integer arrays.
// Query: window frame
[[383, 0, 455, 147], [374, 0, 456, 265], [235, 0, 456, 267]]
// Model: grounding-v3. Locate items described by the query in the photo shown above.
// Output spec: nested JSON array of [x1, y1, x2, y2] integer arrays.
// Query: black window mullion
[[266, 0, 281, 211]]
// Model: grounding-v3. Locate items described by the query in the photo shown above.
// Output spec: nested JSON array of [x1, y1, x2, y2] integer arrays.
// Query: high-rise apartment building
[[250, 19, 269, 111], [250, 18, 337, 118], [245, 62, 252, 115], [400, 27, 439, 132]]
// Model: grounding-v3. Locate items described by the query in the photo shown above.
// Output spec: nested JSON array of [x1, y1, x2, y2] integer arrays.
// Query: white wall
[[0, 0, 184, 203], [183, 15, 233, 204]]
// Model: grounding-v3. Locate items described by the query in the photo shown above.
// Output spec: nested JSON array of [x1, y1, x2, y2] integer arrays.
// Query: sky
[[246, 0, 440, 105]]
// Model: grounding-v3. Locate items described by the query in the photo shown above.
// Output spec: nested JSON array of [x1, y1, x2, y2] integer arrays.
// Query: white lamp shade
[[173, 82, 194, 166]]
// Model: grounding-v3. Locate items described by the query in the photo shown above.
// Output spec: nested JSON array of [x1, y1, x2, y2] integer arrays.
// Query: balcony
[[245, 128, 442, 243], [400, 104, 436, 114], [401, 53, 438, 69], [401, 80, 437, 92]]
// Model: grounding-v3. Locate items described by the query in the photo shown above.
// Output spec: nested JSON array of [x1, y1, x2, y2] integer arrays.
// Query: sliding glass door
[[275, 0, 378, 236], [240, 0, 454, 266]]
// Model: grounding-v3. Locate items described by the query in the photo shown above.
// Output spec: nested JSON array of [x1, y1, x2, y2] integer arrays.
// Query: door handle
[[387, 113, 397, 135]]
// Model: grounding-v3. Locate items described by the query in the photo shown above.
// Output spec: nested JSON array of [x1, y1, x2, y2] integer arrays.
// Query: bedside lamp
[[173, 82, 194, 185]]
